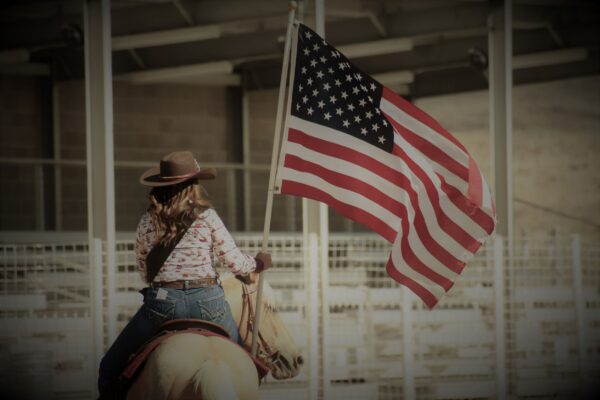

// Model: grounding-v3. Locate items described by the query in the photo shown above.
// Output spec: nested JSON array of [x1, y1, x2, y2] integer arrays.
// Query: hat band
[[158, 169, 201, 181]]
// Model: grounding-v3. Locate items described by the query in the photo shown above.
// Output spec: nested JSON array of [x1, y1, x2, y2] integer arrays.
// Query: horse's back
[[127, 333, 259, 400]]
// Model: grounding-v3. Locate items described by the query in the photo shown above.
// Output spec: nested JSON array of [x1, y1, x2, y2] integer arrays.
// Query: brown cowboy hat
[[139, 151, 216, 187]]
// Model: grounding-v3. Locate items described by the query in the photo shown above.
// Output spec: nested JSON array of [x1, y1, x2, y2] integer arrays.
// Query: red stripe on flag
[[287, 128, 390, 178], [284, 152, 460, 269], [386, 259, 439, 309], [288, 128, 481, 255], [382, 87, 467, 153], [281, 179, 455, 290], [288, 127, 481, 254], [393, 211, 458, 293], [467, 156, 484, 209], [391, 141, 494, 237], [284, 154, 403, 220], [280, 180, 397, 242], [387, 116, 469, 182], [440, 180, 496, 234], [284, 152, 469, 274], [282, 131, 464, 286]]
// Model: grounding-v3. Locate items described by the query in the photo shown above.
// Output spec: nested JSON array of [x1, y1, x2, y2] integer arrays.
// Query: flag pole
[[251, 1, 297, 356]]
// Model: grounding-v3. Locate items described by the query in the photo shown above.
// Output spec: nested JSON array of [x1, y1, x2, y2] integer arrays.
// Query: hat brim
[[139, 167, 217, 187]]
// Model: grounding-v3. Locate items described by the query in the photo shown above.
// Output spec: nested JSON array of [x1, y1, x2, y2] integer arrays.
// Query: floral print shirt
[[135, 208, 256, 282]]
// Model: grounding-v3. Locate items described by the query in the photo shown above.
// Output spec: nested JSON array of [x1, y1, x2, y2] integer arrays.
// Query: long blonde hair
[[148, 179, 212, 246]]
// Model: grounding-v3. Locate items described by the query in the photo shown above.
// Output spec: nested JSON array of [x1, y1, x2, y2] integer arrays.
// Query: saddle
[[157, 318, 231, 337], [116, 318, 269, 398]]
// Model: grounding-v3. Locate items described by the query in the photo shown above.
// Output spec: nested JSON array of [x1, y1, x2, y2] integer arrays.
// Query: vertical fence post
[[286, 196, 297, 231], [241, 91, 252, 231], [319, 203, 331, 400], [489, 0, 513, 241], [52, 83, 62, 231], [34, 165, 45, 230], [226, 168, 237, 231], [402, 287, 416, 400], [306, 230, 320, 400], [494, 235, 507, 399], [303, 2, 330, 398], [572, 234, 588, 397], [90, 238, 105, 397], [83, 0, 116, 343]]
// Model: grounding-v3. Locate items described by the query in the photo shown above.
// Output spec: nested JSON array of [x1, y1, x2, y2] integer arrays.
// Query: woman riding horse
[[125, 273, 303, 400], [98, 151, 272, 399]]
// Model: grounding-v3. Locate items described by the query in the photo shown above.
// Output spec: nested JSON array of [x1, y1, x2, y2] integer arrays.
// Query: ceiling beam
[[112, 24, 220, 51], [111, 44, 589, 89], [513, 47, 588, 69], [374, 70, 415, 85], [326, 8, 387, 36], [0, 63, 50, 76], [0, 49, 30, 64], [111, 13, 288, 51], [165, 74, 241, 85], [115, 60, 240, 85], [339, 37, 413, 58], [110, 18, 550, 63]]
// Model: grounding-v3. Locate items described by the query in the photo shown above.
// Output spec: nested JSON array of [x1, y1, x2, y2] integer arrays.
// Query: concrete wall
[[415, 75, 600, 241], [40, 80, 238, 231], [0, 77, 49, 230], [1, 74, 598, 241]]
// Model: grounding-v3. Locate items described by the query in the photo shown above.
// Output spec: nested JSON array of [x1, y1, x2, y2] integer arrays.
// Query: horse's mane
[[220, 272, 278, 312]]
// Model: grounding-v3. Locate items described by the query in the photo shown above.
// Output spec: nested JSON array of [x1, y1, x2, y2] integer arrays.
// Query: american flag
[[275, 24, 496, 308]]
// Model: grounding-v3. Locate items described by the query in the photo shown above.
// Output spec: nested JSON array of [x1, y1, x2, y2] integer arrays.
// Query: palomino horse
[[126, 273, 303, 400]]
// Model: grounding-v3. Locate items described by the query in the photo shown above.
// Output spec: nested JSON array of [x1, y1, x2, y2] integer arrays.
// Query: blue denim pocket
[[197, 287, 227, 322], [143, 289, 176, 324]]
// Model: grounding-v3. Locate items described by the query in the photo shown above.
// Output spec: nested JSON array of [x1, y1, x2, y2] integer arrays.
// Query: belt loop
[[184, 280, 189, 290]]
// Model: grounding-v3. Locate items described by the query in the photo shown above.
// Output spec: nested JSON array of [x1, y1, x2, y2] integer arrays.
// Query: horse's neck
[[221, 278, 245, 322], [222, 277, 261, 349]]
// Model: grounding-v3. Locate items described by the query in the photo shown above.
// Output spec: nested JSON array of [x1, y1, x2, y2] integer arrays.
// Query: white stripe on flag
[[392, 130, 491, 240], [288, 116, 490, 242], [284, 139, 477, 263], [381, 99, 469, 193], [284, 141, 463, 281], [380, 97, 469, 167], [280, 166, 402, 232], [283, 157, 460, 284], [481, 170, 493, 213], [390, 226, 448, 301]]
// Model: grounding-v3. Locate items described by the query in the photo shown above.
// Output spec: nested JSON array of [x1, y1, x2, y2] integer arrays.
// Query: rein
[[238, 283, 285, 371]]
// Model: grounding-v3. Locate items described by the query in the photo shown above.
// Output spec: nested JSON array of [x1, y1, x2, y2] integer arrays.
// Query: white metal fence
[[0, 233, 599, 399]]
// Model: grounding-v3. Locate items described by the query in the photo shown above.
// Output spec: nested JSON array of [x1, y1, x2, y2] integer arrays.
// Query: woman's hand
[[236, 253, 271, 284], [255, 252, 272, 272], [235, 272, 259, 285]]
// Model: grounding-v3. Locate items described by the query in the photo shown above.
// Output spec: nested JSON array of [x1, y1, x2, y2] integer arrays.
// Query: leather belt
[[150, 278, 219, 290]]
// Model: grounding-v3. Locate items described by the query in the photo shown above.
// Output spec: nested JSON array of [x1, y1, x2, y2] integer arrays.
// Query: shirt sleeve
[[207, 209, 257, 275]]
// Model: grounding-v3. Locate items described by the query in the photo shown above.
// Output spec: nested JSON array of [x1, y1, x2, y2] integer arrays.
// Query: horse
[[125, 273, 303, 400]]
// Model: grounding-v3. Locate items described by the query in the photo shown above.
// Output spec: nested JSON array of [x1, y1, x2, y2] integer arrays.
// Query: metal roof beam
[[113, 43, 589, 89], [339, 37, 413, 58], [111, 13, 288, 51], [0, 63, 50, 76], [116, 60, 240, 85]]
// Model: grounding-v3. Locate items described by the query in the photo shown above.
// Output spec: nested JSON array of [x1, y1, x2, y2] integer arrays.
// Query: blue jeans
[[97, 284, 239, 398]]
